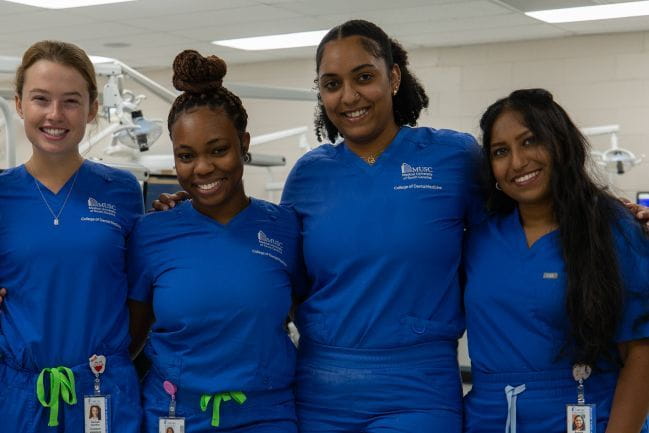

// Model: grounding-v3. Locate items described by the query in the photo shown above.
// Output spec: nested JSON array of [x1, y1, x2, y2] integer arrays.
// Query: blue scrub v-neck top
[[127, 198, 305, 394], [464, 207, 649, 373], [0, 160, 144, 371], [281, 126, 484, 349]]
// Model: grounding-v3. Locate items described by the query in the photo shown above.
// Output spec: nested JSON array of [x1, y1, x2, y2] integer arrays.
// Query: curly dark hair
[[313, 20, 429, 143], [167, 50, 247, 137], [480, 88, 630, 368]]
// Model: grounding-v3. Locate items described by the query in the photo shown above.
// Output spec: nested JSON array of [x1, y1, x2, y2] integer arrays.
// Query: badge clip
[[89, 354, 106, 396], [159, 381, 185, 433], [85, 354, 109, 433]]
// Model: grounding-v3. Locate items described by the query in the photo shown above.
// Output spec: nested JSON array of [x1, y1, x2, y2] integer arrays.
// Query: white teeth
[[42, 128, 66, 136], [345, 108, 368, 119], [197, 180, 222, 190], [514, 170, 540, 184]]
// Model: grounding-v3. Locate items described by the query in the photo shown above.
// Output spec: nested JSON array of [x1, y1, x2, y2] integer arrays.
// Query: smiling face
[[15, 60, 97, 158], [489, 109, 553, 209], [171, 106, 249, 223], [317, 35, 400, 151]]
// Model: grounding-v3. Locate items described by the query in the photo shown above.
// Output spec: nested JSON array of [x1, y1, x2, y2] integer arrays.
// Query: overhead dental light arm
[[581, 124, 644, 176], [0, 96, 17, 167]]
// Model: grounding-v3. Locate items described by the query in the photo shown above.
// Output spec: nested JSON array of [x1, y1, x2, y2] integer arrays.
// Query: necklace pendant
[[53, 218, 59, 226], [366, 155, 376, 165]]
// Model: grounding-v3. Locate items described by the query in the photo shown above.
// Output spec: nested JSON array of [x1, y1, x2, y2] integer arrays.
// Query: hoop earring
[[495, 182, 502, 191], [243, 152, 251, 163]]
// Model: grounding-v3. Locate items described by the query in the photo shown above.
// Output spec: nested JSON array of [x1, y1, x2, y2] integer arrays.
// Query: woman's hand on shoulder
[[151, 191, 190, 211], [621, 198, 649, 228]]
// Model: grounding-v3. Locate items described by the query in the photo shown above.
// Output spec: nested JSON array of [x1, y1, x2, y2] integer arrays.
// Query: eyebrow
[[173, 138, 228, 149], [319, 63, 377, 79], [491, 129, 532, 147], [28, 89, 83, 98]]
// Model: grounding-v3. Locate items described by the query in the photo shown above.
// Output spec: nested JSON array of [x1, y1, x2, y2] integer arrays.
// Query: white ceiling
[[0, 0, 648, 69]]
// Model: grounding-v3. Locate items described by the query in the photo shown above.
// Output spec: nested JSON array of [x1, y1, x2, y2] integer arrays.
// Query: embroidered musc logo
[[400, 162, 433, 180], [87, 197, 117, 216], [257, 230, 283, 254]]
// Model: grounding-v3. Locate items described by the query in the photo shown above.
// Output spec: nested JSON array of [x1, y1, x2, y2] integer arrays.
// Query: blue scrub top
[[0, 160, 144, 371], [281, 126, 484, 348], [464, 207, 649, 373], [127, 198, 304, 394]]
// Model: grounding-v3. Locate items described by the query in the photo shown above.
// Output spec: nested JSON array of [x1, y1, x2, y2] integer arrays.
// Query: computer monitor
[[637, 192, 649, 206]]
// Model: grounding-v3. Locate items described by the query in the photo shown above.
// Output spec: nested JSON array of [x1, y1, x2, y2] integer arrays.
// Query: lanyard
[[36, 366, 78, 427], [200, 391, 247, 427]]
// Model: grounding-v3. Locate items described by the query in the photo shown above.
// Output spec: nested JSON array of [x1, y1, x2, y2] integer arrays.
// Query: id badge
[[159, 417, 185, 433], [566, 404, 596, 433], [84, 395, 110, 433], [85, 355, 110, 433]]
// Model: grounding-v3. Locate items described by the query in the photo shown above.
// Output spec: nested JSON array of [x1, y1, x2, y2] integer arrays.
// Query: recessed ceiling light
[[3, 0, 136, 9], [213, 30, 329, 51], [88, 56, 116, 64], [526, 1, 649, 23]]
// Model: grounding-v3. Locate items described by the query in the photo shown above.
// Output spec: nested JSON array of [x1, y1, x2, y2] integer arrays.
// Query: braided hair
[[314, 20, 429, 143], [168, 50, 248, 137]]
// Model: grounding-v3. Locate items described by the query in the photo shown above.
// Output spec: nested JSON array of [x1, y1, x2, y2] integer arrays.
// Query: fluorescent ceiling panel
[[213, 30, 329, 51], [3, 0, 135, 9], [88, 56, 116, 64], [527, 1, 649, 23]]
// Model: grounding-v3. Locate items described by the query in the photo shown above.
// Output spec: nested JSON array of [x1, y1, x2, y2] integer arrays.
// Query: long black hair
[[314, 19, 429, 143], [480, 88, 623, 367]]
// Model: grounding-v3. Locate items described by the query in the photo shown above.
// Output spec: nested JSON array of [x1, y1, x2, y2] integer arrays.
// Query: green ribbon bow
[[200, 391, 247, 427], [36, 366, 77, 427]]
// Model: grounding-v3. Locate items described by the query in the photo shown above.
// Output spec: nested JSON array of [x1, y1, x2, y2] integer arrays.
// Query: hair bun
[[172, 50, 227, 94]]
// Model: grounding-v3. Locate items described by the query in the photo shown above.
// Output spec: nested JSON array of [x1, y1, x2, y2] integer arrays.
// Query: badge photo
[[566, 404, 595, 433], [159, 417, 185, 433]]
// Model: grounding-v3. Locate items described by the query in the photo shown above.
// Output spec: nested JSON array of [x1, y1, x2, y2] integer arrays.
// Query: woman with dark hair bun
[[280, 19, 483, 433], [128, 50, 305, 433], [463, 88, 649, 433]]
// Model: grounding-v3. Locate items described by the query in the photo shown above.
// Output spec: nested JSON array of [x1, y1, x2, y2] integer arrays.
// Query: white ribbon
[[505, 384, 526, 433]]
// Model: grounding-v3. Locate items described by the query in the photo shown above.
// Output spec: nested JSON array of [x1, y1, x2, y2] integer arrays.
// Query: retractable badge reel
[[566, 364, 596, 433], [84, 354, 110, 433], [159, 380, 185, 433]]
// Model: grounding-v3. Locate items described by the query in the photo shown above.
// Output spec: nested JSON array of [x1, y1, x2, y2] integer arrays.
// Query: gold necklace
[[361, 148, 386, 165]]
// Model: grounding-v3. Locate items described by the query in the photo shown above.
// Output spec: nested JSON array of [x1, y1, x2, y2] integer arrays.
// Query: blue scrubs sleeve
[[462, 135, 487, 228], [123, 174, 145, 233], [614, 217, 649, 343], [127, 217, 154, 303]]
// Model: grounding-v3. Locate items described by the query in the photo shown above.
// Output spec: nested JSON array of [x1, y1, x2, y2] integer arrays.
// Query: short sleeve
[[280, 156, 305, 209], [614, 216, 649, 342], [121, 173, 145, 234], [126, 216, 154, 303], [461, 135, 487, 227]]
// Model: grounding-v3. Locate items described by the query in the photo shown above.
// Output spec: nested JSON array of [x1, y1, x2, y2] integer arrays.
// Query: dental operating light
[[582, 125, 644, 175]]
